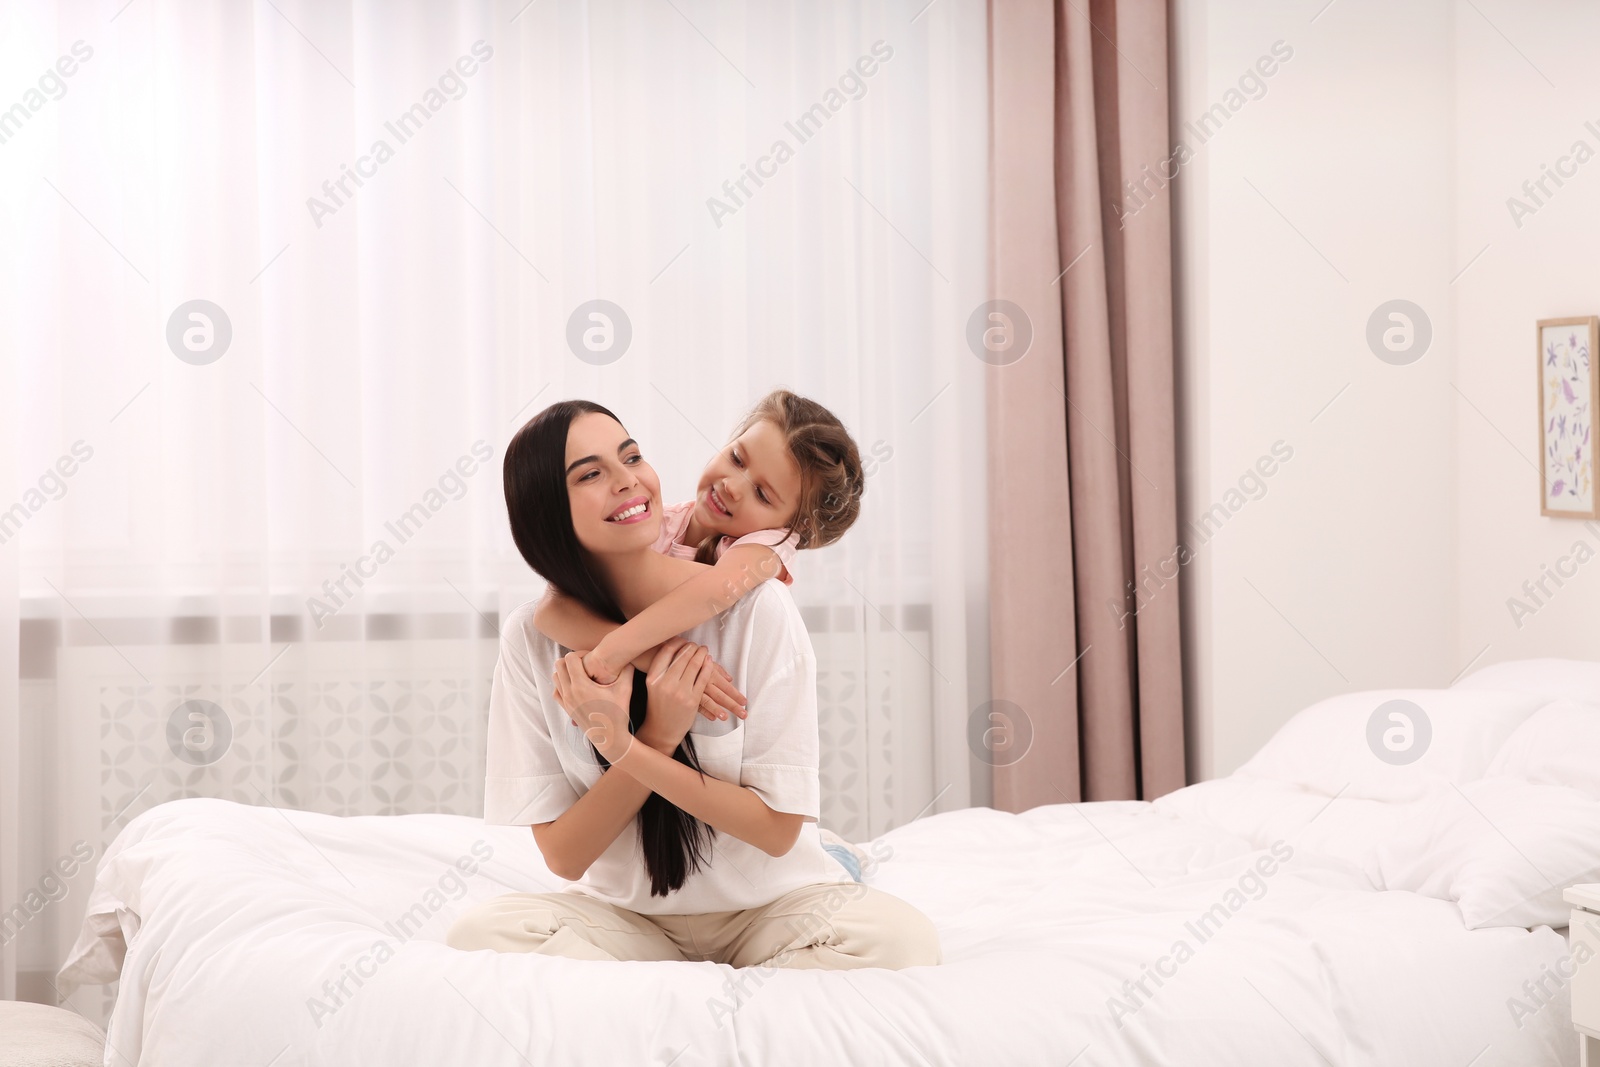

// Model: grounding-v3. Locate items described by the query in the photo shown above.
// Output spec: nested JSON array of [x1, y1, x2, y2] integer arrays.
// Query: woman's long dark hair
[[504, 399, 715, 897]]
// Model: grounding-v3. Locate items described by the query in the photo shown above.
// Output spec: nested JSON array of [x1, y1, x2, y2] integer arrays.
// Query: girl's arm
[[585, 544, 785, 684], [531, 586, 656, 674], [533, 585, 748, 719]]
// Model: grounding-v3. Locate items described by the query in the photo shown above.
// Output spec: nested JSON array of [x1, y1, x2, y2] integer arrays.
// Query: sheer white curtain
[[0, 0, 990, 1012]]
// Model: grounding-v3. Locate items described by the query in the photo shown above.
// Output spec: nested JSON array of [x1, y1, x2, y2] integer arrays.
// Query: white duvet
[[61, 784, 1577, 1066]]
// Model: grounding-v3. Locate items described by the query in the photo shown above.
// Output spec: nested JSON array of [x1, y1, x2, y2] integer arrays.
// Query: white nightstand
[[1567, 885, 1600, 1064]]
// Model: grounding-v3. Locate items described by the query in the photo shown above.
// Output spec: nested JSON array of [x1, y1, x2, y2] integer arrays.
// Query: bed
[[57, 658, 1600, 1066]]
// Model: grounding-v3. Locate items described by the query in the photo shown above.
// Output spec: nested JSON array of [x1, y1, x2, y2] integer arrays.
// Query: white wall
[[1173, 0, 1463, 779], [1453, 3, 1600, 674]]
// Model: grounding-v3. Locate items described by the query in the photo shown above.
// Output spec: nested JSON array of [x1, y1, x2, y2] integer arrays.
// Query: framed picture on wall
[[1538, 315, 1599, 519]]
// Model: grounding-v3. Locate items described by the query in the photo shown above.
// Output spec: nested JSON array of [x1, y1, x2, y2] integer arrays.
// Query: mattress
[[58, 790, 1575, 1066]]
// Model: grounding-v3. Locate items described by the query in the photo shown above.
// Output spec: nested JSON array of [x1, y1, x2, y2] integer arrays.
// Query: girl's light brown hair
[[693, 389, 866, 565]]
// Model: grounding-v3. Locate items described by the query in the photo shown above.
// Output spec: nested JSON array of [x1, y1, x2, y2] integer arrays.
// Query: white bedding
[[61, 786, 1577, 1066]]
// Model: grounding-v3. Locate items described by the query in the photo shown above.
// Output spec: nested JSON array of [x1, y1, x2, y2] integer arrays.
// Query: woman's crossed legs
[[446, 882, 941, 971]]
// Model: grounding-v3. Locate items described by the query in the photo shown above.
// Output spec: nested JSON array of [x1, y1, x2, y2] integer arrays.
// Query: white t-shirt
[[482, 578, 854, 915]]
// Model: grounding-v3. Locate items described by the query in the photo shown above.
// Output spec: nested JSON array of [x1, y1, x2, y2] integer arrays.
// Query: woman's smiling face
[[564, 411, 663, 554]]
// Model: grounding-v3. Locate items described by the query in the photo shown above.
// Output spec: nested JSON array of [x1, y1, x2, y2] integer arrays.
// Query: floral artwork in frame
[[1538, 316, 1599, 518]]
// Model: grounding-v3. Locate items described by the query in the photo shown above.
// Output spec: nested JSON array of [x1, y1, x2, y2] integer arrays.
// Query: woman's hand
[[642, 642, 721, 752], [552, 651, 635, 764]]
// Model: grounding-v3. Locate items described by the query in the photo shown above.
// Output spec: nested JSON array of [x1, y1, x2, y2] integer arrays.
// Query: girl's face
[[564, 412, 663, 554], [693, 418, 803, 537]]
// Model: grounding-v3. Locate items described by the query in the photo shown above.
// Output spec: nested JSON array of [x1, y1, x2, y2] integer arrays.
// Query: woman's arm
[[552, 651, 803, 858], [611, 741, 804, 857], [627, 640, 806, 857], [530, 724, 679, 881], [587, 544, 784, 683]]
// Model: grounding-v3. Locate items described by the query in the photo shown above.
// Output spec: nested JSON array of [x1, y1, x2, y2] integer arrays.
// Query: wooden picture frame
[[1538, 315, 1600, 519]]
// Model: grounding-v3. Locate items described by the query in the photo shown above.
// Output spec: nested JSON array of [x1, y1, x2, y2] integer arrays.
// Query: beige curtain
[[985, 0, 1184, 808]]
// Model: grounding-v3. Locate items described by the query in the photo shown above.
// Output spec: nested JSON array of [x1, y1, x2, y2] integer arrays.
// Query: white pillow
[[1486, 698, 1600, 797], [1154, 776, 1407, 888], [1453, 657, 1600, 706], [1374, 777, 1600, 929], [1235, 688, 1549, 800]]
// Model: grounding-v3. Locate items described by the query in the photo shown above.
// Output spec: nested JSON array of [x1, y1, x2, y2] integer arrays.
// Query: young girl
[[533, 389, 866, 719]]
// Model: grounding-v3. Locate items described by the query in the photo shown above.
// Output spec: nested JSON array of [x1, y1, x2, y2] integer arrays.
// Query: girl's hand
[[703, 668, 748, 722], [552, 651, 635, 763], [635, 637, 747, 722], [643, 642, 721, 749], [581, 647, 621, 686]]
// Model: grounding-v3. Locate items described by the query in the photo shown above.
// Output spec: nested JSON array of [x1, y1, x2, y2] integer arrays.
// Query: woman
[[445, 400, 941, 969]]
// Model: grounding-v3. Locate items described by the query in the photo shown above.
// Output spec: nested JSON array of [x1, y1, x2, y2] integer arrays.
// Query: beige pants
[[446, 881, 941, 970]]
